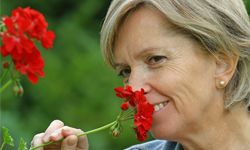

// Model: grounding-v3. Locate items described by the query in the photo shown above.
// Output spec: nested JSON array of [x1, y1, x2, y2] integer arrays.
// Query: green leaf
[[2, 127, 14, 146], [18, 138, 28, 150]]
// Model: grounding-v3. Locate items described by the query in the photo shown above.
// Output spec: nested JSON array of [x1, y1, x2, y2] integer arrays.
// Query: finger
[[62, 127, 89, 150], [49, 126, 79, 141], [43, 120, 64, 142], [62, 128, 89, 150], [61, 135, 78, 150], [44, 141, 61, 150], [48, 128, 64, 141], [49, 126, 89, 149], [77, 134, 89, 150], [61, 126, 83, 137], [32, 133, 45, 150]]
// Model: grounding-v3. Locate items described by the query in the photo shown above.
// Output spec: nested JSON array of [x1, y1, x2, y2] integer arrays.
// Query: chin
[[150, 126, 174, 140], [150, 120, 183, 141]]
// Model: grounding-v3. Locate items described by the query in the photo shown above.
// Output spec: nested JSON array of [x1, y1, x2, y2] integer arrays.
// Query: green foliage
[[245, 0, 250, 14], [0, 127, 28, 150], [18, 138, 28, 150], [1, 127, 14, 148]]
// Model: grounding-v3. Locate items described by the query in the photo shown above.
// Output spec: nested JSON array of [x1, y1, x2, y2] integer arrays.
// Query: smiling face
[[113, 6, 225, 140]]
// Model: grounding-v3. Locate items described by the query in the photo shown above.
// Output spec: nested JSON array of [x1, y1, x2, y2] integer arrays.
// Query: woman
[[31, 0, 250, 149]]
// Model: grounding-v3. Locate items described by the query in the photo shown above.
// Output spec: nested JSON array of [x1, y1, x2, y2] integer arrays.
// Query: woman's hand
[[31, 120, 89, 150]]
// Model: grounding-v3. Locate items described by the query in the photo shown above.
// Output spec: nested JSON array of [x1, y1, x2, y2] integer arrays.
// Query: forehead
[[114, 6, 173, 47], [115, 5, 175, 40], [112, 5, 211, 66], [113, 5, 186, 60]]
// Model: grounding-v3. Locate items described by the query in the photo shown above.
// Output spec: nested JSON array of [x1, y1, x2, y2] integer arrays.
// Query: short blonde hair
[[100, 0, 250, 110]]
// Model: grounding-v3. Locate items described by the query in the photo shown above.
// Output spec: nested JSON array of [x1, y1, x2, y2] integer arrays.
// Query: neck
[[180, 103, 250, 150]]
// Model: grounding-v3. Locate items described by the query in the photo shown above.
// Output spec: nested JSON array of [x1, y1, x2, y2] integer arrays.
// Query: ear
[[214, 53, 239, 89]]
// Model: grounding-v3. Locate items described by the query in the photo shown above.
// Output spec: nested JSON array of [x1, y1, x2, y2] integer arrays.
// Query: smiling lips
[[154, 101, 169, 112]]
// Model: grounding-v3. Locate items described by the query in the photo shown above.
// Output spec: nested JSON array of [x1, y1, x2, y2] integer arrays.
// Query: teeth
[[154, 101, 168, 112], [159, 103, 163, 108], [154, 105, 160, 111]]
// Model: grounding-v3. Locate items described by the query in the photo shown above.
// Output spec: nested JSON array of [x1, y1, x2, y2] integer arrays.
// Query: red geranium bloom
[[0, 7, 55, 84], [115, 85, 138, 106], [133, 104, 154, 141], [115, 86, 154, 141], [1, 33, 35, 58], [133, 90, 154, 141], [134, 125, 148, 141], [14, 48, 45, 84], [41, 30, 55, 49], [114, 85, 133, 99]]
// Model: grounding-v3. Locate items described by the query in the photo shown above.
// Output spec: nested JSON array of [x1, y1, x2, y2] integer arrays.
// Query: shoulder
[[124, 140, 183, 150]]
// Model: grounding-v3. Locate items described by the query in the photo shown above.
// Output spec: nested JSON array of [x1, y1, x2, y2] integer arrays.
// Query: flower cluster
[[115, 86, 154, 141], [0, 7, 55, 84]]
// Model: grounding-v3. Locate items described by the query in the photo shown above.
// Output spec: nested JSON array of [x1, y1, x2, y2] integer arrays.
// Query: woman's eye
[[118, 67, 131, 78], [147, 55, 167, 65]]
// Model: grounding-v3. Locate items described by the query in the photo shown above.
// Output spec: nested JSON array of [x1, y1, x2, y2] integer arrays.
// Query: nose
[[127, 69, 151, 94]]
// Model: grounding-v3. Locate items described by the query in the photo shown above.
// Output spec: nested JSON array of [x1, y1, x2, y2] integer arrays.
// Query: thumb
[[61, 135, 78, 150], [77, 135, 89, 150]]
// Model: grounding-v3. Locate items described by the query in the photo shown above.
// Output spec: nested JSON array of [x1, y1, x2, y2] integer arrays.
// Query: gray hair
[[100, 0, 250, 110]]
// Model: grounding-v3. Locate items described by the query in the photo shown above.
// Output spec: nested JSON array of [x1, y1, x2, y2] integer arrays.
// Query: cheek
[[150, 68, 185, 97], [155, 58, 216, 100], [151, 64, 216, 115]]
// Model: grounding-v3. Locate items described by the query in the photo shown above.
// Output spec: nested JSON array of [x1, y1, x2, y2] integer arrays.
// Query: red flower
[[114, 85, 133, 99], [115, 86, 154, 141], [134, 126, 147, 141], [133, 90, 154, 141], [0, 7, 55, 83], [120, 102, 129, 110], [2, 61, 10, 69], [1, 33, 35, 58], [134, 101, 154, 141], [41, 30, 55, 49], [14, 49, 45, 84], [115, 86, 137, 106]]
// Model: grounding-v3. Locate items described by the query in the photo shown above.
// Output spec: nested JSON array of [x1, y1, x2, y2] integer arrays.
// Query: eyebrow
[[113, 47, 168, 69], [132, 46, 172, 64]]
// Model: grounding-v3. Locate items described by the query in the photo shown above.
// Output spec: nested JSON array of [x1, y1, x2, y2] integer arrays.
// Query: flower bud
[[110, 122, 122, 137], [120, 102, 129, 110], [112, 128, 120, 137], [2, 61, 9, 69], [13, 82, 24, 96]]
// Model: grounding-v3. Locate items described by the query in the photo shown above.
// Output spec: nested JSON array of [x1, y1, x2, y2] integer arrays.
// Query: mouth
[[153, 101, 169, 112]]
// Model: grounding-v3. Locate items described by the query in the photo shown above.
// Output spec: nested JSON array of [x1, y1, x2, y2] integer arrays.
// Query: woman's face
[[114, 6, 223, 140]]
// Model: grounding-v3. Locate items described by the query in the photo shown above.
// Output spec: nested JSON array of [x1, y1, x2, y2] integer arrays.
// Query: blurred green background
[[0, 0, 250, 149]]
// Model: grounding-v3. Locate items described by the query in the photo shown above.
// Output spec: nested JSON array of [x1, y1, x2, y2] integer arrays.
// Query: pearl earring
[[219, 80, 226, 88]]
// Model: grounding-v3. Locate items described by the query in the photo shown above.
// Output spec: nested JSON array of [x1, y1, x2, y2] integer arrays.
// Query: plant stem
[[0, 68, 9, 84], [0, 79, 13, 94], [29, 121, 117, 150], [0, 61, 12, 84], [77, 121, 117, 136], [120, 109, 135, 120], [0, 142, 5, 150], [120, 116, 134, 122]]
